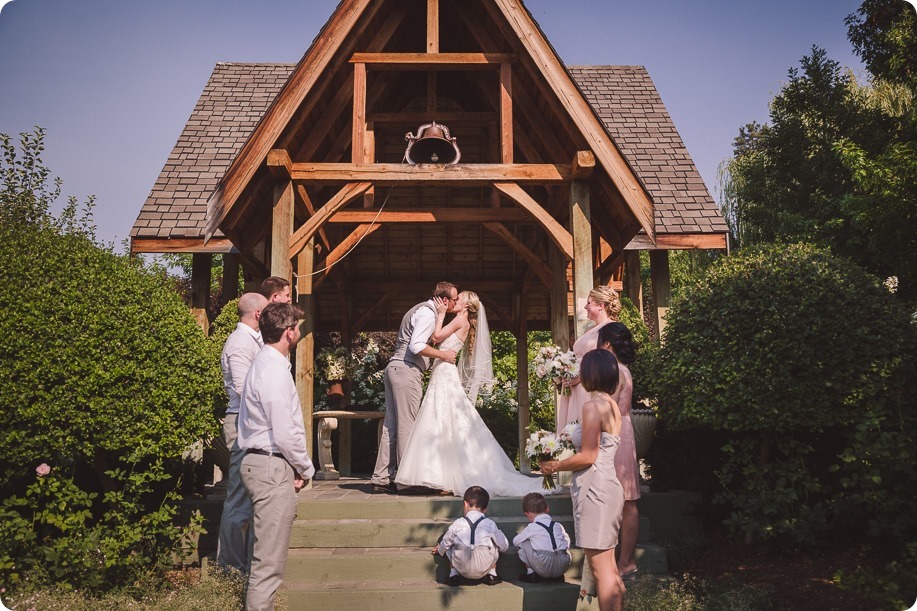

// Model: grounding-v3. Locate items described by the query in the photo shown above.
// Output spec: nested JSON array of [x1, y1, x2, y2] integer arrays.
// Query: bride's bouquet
[[525, 427, 575, 490], [531, 345, 579, 395]]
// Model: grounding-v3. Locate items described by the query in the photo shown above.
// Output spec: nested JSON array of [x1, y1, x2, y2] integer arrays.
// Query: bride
[[395, 290, 554, 497]]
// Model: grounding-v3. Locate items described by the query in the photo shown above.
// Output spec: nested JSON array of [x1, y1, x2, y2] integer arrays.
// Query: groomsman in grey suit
[[371, 282, 459, 492]]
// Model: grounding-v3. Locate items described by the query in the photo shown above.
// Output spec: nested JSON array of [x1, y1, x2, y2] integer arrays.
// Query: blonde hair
[[589, 285, 622, 320], [460, 291, 481, 356]]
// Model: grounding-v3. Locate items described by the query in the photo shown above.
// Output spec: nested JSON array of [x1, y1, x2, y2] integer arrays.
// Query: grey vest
[[390, 301, 436, 370]]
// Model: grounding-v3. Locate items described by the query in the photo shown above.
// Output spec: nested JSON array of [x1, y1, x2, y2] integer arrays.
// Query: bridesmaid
[[541, 349, 625, 611], [598, 322, 640, 580], [556, 285, 623, 429]]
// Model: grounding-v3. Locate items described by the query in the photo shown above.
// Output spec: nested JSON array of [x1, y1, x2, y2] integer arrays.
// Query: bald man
[[217, 292, 269, 572]]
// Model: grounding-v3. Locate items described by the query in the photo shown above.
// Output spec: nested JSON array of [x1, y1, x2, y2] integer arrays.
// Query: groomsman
[[238, 302, 314, 611], [217, 292, 268, 572], [259, 276, 292, 303]]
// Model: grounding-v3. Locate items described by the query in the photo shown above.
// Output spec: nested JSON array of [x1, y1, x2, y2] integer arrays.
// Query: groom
[[371, 282, 460, 492]]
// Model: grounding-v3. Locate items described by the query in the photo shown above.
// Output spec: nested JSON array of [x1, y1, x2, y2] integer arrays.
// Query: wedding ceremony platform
[[190, 477, 701, 610]]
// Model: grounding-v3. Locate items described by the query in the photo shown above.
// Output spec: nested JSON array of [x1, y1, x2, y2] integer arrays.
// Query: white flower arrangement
[[531, 345, 579, 395], [316, 346, 354, 381], [525, 427, 575, 489]]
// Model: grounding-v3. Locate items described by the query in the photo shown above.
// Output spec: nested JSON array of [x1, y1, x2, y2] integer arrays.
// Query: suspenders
[[535, 520, 559, 550], [463, 515, 486, 545]]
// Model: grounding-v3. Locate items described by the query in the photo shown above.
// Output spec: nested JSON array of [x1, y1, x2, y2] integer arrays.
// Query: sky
[[0, 0, 868, 246]]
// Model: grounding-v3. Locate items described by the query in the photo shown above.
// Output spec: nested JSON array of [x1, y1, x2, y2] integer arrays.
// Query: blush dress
[[556, 322, 611, 429], [613, 364, 640, 501]]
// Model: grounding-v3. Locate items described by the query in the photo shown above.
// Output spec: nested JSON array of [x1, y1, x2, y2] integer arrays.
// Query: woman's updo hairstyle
[[588, 285, 622, 320], [597, 322, 636, 365]]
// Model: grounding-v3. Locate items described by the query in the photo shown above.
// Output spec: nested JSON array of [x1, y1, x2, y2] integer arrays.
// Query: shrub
[[0, 129, 220, 593], [656, 243, 916, 547]]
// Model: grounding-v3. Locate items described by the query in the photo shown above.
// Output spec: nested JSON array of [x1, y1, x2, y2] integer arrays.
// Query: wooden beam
[[295, 185, 333, 254], [130, 237, 236, 254], [314, 223, 383, 289], [650, 250, 671, 340], [623, 250, 643, 315], [367, 111, 498, 125], [570, 179, 592, 338], [288, 163, 570, 185], [267, 149, 292, 178], [549, 243, 570, 350], [349, 52, 515, 69], [493, 182, 573, 259], [479, 292, 515, 331], [482, 222, 551, 288], [190, 253, 211, 334], [572, 150, 595, 180], [296, 242, 316, 460], [352, 62, 366, 165], [272, 179, 294, 279], [327, 209, 531, 223], [625, 232, 730, 251], [500, 62, 513, 164], [288, 182, 372, 260], [222, 253, 240, 304], [426, 0, 439, 53], [516, 310, 530, 474], [595, 250, 625, 286], [205, 0, 378, 240]]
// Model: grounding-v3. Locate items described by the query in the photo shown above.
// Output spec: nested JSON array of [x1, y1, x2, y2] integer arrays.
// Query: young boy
[[434, 486, 509, 587], [512, 492, 572, 583]]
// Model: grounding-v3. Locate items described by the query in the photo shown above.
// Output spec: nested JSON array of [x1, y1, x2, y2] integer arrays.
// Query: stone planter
[[326, 380, 344, 397], [631, 408, 657, 459]]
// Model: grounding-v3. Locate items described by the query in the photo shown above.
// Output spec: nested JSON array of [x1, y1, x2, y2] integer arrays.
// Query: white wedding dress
[[395, 333, 554, 497]]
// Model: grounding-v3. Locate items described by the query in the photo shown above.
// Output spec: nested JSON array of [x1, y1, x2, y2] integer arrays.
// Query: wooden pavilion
[[130, 0, 728, 463]]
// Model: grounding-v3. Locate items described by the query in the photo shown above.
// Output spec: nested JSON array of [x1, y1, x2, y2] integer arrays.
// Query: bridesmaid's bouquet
[[525, 428, 575, 490], [532, 345, 579, 395]]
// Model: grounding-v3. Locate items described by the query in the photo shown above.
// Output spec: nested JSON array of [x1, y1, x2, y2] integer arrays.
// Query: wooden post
[[426, 0, 439, 53], [190, 253, 211, 334], [570, 179, 592, 338], [516, 295, 530, 474], [623, 250, 643, 315], [221, 253, 240, 305], [650, 250, 671, 340], [272, 179, 294, 280], [500, 62, 513, 163], [296, 241, 316, 474], [549, 243, 570, 350]]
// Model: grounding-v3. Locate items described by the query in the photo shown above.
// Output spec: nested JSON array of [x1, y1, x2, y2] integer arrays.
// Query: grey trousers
[[446, 543, 500, 580], [371, 361, 423, 485], [241, 453, 298, 611], [518, 540, 572, 578], [217, 414, 254, 572]]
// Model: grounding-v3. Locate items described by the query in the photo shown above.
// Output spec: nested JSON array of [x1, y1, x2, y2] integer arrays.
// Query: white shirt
[[437, 510, 509, 554], [237, 345, 315, 480], [220, 322, 263, 415], [512, 513, 571, 552], [408, 300, 437, 356]]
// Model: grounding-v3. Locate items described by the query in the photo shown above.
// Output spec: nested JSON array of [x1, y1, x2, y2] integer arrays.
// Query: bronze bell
[[404, 121, 461, 164]]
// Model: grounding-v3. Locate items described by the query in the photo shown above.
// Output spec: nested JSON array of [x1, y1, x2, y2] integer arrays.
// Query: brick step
[[288, 516, 653, 548], [282, 578, 584, 611], [283, 543, 667, 583], [298, 492, 574, 519]]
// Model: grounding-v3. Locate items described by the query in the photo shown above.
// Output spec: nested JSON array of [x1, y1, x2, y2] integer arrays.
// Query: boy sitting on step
[[512, 492, 572, 583], [433, 486, 509, 587]]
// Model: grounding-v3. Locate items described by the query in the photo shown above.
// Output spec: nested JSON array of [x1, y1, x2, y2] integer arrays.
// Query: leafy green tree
[[0, 129, 220, 592]]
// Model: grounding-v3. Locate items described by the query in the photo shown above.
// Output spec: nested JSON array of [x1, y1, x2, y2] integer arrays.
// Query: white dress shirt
[[437, 510, 509, 554], [221, 322, 263, 415], [512, 513, 571, 552], [237, 345, 315, 480], [408, 300, 437, 356]]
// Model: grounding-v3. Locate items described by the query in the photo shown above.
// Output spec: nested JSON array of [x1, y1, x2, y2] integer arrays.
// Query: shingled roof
[[130, 62, 727, 245]]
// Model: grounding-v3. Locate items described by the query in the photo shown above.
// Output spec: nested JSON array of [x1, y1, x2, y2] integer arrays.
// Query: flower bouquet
[[531, 345, 579, 395], [525, 429, 574, 489]]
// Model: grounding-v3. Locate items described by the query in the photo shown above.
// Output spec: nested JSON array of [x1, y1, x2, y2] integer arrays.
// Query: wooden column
[[426, 0, 439, 53], [272, 179, 294, 279], [500, 62, 513, 163], [549, 243, 570, 350], [623, 250, 643, 315], [650, 250, 671, 339], [221, 253, 240, 305], [190, 253, 211, 333], [570, 179, 592, 338], [516, 295, 530, 474], [296, 241, 316, 469]]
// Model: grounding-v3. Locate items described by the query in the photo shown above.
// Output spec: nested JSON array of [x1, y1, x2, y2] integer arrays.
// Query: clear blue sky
[[0, 0, 864, 245]]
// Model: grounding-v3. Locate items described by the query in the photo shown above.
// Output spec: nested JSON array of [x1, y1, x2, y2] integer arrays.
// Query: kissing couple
[[370, 281, 554, 497]]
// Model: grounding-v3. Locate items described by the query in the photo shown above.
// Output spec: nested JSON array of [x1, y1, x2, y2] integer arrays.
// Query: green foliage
[[656, 243, 916, 546], [720, 42, 917, 299], [846, 0, 917, 89], [834, 542, 917, 611], [0, 128, 220, 593]]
